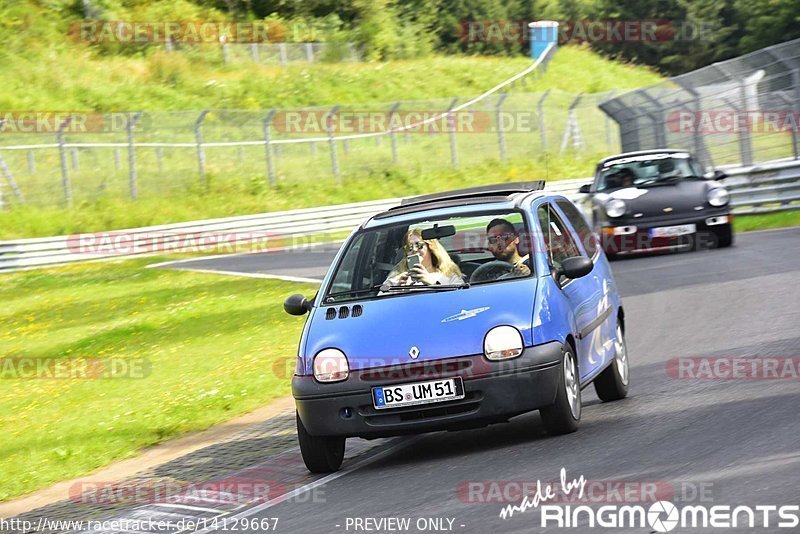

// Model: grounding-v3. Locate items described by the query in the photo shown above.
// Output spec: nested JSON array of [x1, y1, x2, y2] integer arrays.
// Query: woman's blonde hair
[[394, 228, 462, 277]]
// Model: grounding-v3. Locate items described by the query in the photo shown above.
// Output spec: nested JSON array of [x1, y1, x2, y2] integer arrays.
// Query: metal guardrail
[[0, 168, 797, 272]]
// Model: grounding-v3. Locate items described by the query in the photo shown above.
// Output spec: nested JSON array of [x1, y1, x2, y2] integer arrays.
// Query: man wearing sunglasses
[[486, 218, 531, 276]]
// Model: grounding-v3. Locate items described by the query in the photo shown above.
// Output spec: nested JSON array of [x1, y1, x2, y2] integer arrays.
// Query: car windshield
[[596, 153, 704, 192], [323, 211, 533, 303]]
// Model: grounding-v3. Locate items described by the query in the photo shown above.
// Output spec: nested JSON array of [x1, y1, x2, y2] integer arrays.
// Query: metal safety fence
[[600, 38, 800, 169], [2, 167, 798, 272]]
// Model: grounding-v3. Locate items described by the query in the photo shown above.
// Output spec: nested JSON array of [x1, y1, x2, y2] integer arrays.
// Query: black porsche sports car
[[578, 149, 734, 258]]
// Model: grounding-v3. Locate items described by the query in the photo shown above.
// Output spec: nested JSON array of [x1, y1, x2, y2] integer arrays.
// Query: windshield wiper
[[381, 282, 470, 292]]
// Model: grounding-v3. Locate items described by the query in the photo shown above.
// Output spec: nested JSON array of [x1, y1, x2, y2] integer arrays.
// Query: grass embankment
[[0, 259, 315, 501], [0, 46, 662, 239], [733, 210, 800, 232]]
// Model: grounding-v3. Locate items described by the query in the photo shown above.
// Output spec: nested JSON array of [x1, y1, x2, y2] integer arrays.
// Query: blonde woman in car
[[385, 228, 464, 287]]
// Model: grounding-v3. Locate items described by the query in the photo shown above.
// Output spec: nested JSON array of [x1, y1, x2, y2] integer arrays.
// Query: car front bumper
[[600, 212, 732, 255], [293, 342, 563, 438]]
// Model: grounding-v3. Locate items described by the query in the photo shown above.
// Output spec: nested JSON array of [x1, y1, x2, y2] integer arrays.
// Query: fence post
[[114, 148, 121, 170], [71, 149, 79, 171], [279, 43, 288, 66], [495, 93, 509, 161], [447, 98, 459, 167], [327, 105, 340, 181], [305, 43, 314, 62], [57, 115, 74, 207], [195, 110, 209, 187], [389, 102, 400, 165], [27, 150, 35, 174], [221, 42, 229, 64], [127, 111, 143, 200], [0, 154, 24, 202], [156, 147, 163, 173], [263, 110, 276, 186], [560, 94, 584, 152], [605, 90, 616, 150], [793, 70, 800, 160], [250, 43, 259, 63], [537, 90, 550, 151]]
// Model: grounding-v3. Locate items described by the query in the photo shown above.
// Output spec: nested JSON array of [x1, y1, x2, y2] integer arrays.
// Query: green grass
[[0, 44, 661, 111], [0, 258, 316, 501], [734, 209, 800, 232]]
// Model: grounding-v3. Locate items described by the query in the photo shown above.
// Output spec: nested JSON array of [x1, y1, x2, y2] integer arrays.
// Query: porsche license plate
[[650, 224, 696, 238], [372, 377, 464, 410]]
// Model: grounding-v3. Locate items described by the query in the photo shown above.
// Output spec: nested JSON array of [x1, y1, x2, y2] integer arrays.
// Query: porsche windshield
[[597, 153, 704, 191], [323, 211, 533, 304]]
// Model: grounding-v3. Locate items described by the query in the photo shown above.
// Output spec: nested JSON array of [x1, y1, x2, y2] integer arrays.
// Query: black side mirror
[[560, 256, 593, 280], [578, 184, 591, 194], [284, 294, 312, 316], [712, 169, 727, 180]]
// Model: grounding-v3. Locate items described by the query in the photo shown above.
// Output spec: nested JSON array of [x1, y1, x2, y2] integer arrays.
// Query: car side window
[[537, 204, 582, 282], [556, 199, 600, 259]]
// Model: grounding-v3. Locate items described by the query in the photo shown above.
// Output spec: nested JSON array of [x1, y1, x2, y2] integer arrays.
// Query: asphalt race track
[[152, 228, 800, 532]]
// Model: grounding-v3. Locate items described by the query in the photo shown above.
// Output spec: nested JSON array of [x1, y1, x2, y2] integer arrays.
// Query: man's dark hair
[[486, 218, 516, 234]]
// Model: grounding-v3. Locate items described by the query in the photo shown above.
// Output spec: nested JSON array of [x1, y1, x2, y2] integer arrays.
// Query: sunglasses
[[487, 233, 516, 245], [404, 242, 428, 252]]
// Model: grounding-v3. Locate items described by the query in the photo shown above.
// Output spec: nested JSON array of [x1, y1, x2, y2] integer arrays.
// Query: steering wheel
[[469, 260, 514, 284]]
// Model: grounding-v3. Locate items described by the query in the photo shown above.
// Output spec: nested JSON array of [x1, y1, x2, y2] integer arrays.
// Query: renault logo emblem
[[409, 346, 420, 359]]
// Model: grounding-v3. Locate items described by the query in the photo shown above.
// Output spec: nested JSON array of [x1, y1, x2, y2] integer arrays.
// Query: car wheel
[[540, 345, 581, 435], [593, 323, 630, 401], [715, 225, 734, 248], [296, 411, 345, 473]]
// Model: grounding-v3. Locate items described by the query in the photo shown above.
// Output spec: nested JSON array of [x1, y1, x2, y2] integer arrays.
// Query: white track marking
[[151, 503, 227, 514], [146, 241, 342, 270], [188, 438, 416, 534], [160, 267, 322, 284]]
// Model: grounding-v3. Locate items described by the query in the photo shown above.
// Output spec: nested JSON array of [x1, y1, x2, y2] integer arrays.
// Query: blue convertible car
[[284, 182, 629, 472]]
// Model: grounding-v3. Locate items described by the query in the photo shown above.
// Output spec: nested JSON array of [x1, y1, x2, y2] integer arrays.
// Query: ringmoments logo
[[498, 468, 800, 530]]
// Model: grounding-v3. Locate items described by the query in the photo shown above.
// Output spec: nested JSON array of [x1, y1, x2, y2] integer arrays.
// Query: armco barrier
[[0, 167, 798, 272]]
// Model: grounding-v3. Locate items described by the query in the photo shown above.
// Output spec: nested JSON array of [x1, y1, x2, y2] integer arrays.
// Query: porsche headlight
[[604, 199, 626, 218], [707, 187, 729, 207], [313, 348, 349, 382], [484, 326, 524, 361]]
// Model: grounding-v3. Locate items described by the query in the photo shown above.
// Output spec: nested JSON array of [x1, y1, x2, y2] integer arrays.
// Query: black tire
[[715, 225, 734, 248], [296, 412, 345, 473], [540, 345, 581, 435], [594, 323, 630, 402]]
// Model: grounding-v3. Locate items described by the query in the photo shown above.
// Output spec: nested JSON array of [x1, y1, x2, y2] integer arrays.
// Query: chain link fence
[[0, 49, 625, 209], [600, 38, 800, 169]]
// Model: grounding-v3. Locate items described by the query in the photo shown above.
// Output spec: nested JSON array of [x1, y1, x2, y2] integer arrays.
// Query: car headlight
[[484, 326, 524, 361], [604, 199, 627, 218], [313, 348, 349, 382], [707, 187, 729, 207]]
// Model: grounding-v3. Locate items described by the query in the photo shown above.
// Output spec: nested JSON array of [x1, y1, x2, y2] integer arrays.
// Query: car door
[[554, 199, 617, 372], [536, 203, 605, 382]]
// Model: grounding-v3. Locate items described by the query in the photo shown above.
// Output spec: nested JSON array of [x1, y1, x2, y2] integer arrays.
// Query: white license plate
[[650, 224, 696, 238], [372, 377, 464, 410]]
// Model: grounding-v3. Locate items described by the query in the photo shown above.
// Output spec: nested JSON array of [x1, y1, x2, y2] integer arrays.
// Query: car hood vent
[[324, 305, 363, 320]]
